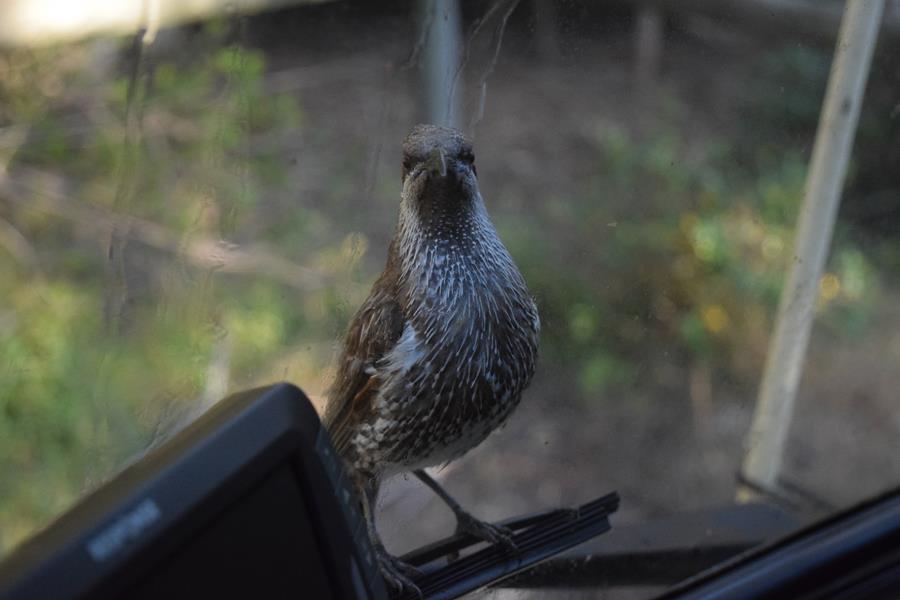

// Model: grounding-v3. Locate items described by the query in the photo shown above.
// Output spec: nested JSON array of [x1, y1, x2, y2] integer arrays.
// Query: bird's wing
[[324, 284, 405, 458]]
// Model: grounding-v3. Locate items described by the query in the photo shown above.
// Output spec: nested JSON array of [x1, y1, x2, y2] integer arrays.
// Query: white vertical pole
[[740, 0, 884, 497], [421, 0, 462, 127]]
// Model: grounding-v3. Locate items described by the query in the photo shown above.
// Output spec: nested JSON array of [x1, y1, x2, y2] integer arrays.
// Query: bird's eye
[[459, 150, 476, 176], [402, 157, 415, 179]]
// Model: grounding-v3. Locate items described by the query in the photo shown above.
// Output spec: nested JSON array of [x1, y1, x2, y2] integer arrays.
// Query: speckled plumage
[[325, 124, 540, 485]]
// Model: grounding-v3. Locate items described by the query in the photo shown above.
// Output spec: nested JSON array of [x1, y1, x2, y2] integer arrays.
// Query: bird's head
[[400, 124, 479, 220]]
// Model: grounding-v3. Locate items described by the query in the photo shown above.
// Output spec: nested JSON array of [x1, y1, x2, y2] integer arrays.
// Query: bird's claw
[[454, 511, 517, 553], [375, 545, 424, 599]]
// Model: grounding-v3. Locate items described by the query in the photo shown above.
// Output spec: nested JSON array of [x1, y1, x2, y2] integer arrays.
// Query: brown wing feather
[[324, 272, 404, 458]]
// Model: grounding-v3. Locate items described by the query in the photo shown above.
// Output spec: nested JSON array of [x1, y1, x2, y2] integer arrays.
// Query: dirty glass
[[1, 1, 898, 598]]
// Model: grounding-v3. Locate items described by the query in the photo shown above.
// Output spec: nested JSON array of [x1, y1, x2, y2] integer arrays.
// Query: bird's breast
[[351, 222, 538, 475]]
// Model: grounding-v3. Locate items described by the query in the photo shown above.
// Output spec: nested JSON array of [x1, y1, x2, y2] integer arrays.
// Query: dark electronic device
[[0, 383, 620, 599], [0, 383, 388, 600]]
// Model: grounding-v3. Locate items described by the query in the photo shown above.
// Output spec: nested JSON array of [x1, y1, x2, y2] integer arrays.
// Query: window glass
[[1, 1, 897, 597]]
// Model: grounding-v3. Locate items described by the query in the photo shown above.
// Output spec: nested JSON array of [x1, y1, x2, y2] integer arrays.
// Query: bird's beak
[[425, 147, 447, 177]]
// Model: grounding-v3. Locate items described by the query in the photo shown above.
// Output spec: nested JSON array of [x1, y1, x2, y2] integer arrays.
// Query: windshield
[[1, 1, 897, 597]]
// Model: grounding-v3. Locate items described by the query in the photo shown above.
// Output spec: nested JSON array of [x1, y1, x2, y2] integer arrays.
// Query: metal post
[[740, 0, 884, 499], [420, 0, 462, 127]]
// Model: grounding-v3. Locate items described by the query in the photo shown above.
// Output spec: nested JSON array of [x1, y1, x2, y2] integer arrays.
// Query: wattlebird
[[324, 124, 539, 593]]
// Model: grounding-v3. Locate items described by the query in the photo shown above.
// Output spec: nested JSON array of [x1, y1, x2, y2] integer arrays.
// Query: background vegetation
[[1, 2, 897, 564]]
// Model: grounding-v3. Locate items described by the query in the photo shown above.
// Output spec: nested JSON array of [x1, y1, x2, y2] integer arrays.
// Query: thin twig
[[468, 0, 522, 132], [447, 0, 509, 111], [443, 0, 522, 133], [402, 0, 437, 70]]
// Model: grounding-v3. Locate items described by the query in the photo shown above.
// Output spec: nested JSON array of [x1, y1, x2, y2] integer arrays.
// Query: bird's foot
[[454, 510, 517, 553], [375, 544, 424, 598]]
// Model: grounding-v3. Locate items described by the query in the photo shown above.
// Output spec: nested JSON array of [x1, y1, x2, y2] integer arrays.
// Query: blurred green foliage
[[747, 42, 900, 247], [0, 29, 886, 557], [508, 125, 878, 395], [0, 26, 358, 553]]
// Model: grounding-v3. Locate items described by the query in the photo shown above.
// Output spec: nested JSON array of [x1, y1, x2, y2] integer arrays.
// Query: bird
[[324, 123, 540, 593]]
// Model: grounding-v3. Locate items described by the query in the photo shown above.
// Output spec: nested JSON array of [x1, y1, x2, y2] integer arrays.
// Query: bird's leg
[[358, 479, 424, 597], [413, 470, 517, 552]]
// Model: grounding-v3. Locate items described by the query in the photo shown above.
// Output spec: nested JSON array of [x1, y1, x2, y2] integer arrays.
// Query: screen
[[127, 464, 334, 599]]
